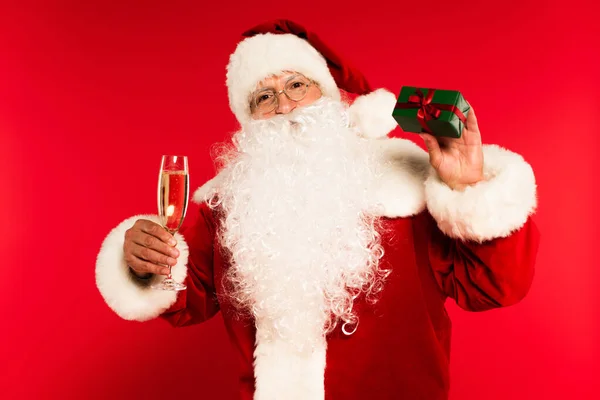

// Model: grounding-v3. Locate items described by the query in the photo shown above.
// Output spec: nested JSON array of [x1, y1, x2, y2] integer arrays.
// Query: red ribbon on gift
[[394, 88, 467, 134]]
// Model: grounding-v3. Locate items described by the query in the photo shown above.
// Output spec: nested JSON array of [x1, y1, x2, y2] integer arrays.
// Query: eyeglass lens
[[253, 75, 310, 113]]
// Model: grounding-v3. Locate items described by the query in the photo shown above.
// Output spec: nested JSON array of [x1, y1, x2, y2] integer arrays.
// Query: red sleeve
[[418, 211, 541, 311], [160, 202, 220, 326]]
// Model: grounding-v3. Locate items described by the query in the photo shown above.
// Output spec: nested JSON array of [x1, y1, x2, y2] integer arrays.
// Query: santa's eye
[[256, 92, 274, 105]]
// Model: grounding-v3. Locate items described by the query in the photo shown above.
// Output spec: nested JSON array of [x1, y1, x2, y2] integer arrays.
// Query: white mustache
[[248, 98, 349, 130]]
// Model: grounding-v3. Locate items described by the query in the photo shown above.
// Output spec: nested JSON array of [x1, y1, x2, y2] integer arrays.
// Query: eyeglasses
[[250, 74, 315, 115]]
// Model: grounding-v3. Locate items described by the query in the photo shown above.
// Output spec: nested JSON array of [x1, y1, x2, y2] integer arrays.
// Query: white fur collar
[[192, 137, 429, 219]]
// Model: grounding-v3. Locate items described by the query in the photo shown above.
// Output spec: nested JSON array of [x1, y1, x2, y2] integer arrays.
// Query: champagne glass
[[151, 155, 189, 291]]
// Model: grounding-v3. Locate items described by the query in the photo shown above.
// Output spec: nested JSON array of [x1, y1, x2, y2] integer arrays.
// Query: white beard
[[209, 98, 389, 354]]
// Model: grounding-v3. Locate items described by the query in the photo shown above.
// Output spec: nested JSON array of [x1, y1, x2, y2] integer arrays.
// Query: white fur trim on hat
[[424, 144, 538, 243], [95, 215, 189, 321], [349, 88, 398, 138], [226, 33, 340, 126]]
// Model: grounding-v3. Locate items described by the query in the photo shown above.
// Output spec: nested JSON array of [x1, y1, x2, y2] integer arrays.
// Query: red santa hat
[[225, 19, 398, 138]]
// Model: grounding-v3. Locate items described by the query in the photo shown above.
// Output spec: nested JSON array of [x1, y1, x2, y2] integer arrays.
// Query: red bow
[[408, 89, 441, 133], [395, 88, 467, 134]]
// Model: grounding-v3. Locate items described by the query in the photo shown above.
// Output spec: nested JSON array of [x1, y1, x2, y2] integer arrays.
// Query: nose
[[275, 93, 296, 115]]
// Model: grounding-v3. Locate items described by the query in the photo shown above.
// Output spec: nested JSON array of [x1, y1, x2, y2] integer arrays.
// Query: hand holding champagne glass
[[152, 155, 189, 291]]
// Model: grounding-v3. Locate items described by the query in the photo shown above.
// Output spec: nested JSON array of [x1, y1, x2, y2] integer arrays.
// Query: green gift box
[[392, 87, 471, 138]]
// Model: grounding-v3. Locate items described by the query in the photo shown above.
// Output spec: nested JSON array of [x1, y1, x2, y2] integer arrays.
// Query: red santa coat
[[96, 137, 540, 400]]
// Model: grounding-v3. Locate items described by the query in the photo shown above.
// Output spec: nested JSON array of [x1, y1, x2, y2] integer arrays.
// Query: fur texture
[[226, 33, 340, 126], [253, 338, 326, 400], [192, 175, 221, 204], [425, 144, 538, 242], [348, 88, 398, 139], [95, 214, 189, 321], [368, 138, 430, 217], [194, 137, 431, 219], [96, 139, 537, 398], [194, 140, 538, 235], [210, 98, 388, 343], [208, 99, 388, 399]]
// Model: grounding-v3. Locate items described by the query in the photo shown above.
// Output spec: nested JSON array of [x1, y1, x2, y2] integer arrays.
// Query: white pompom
[[348, 88, 398, 139]]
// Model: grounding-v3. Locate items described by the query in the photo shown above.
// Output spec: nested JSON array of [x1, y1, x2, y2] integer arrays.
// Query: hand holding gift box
[[392, 87, 484, 191]]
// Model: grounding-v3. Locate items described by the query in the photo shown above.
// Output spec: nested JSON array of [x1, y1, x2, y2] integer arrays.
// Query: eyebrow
[[255, 73, 304, 91]]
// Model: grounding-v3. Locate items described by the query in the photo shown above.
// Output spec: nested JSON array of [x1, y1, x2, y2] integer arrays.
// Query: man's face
[[250, 71, 323, 120]]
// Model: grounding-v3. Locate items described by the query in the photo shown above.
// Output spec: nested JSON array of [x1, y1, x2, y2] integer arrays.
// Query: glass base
[[151, 278, 187, 291]]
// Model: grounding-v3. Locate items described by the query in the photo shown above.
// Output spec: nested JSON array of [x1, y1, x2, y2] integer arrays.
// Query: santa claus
[[96, 20, 540, 400]]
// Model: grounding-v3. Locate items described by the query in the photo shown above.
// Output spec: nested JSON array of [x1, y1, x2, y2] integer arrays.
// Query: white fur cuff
[[95, 215, 189, 321], [424, 144, 538, 243]]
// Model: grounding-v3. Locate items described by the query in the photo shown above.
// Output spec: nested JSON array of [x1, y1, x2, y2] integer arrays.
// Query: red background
[[1, 0, 598, 398]]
